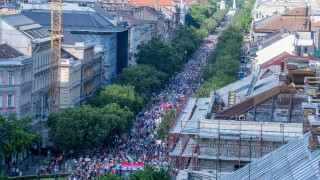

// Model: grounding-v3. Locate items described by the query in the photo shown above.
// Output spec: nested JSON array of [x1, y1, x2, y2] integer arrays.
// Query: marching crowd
[[38, 35, 218, 180]]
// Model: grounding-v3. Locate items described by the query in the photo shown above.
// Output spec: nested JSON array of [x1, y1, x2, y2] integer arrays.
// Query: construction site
[[168, 62, 319, 178]]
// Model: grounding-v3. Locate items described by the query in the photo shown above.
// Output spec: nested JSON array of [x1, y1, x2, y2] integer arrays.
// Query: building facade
[[0, 44, 32, 118]]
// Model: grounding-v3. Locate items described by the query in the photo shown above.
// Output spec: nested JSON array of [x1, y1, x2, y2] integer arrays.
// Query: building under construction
[[169, 64, 315, 178]]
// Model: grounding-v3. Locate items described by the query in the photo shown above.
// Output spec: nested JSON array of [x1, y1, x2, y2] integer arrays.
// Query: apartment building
[[0, 44, 32, 118], [62, 33, 104, 104]]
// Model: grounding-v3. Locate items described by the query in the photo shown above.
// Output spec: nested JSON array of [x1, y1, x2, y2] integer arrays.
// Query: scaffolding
[[169, 109, 303, 174], [168, 84, 305, 174]]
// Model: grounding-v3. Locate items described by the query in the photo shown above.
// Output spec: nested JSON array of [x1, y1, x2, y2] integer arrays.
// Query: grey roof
[[221, 133, 320, 180], [0, 13, 51, 40], [215, 66, 281, 106], [21, 10, 124, 33], [62, 32, 84, 45], [253, 13, 281, 28], [0, 14, 34, 27], [0, 44, 23, 58]]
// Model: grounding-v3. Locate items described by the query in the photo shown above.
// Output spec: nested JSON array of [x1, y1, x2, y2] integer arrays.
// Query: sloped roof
[[261, 52, 317, 69], [22, 10, 124, 33], [254, 7, 310, 32], [283, 7, 309, 16], [0, 13, 34, 27], [130, 0, 175, 6], [62, 32, 84, 46], [158, 0, 174, 5], [122, 12, 141, 24], [0, 44, 23, 58], [185, 0, 198, 4], [221, 133, 320, 180], [61, 49, 79, 60], [0, 13, 51, 40]]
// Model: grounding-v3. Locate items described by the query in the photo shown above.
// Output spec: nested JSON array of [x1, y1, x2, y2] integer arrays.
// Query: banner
[[121, 161, 144, 167]]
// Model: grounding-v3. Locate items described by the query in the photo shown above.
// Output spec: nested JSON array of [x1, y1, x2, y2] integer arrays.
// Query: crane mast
[[49, 0, 62, 112]]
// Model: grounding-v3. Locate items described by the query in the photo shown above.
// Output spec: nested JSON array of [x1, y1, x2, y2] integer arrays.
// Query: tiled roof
[[131, 0, 154, 5], [260, 52, 290, 69], [0, 44, 23, 58], [130, 0, 174, 6], [122, 12, 141, 24], [261, 52, 316, 69], [158, 0, 174, 5], [254, 18, 309, 32], [184, 0, 198, 4], [283, 7, 308, 16], [254, 7, 310, 32]]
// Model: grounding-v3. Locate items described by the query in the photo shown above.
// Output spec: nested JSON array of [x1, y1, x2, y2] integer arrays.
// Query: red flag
[[121, 161, 144, 167]]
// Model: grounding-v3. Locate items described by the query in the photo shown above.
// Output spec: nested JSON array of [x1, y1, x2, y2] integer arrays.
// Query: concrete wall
[[255, 34, 295, 69], [0, 20, 31, 55], [75, 33, 117, 85]]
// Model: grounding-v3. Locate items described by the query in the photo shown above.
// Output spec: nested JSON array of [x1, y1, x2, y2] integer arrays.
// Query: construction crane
[[49, 0, 62, 112]]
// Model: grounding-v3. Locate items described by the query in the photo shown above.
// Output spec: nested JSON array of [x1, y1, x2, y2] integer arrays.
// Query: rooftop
[[0, 44, 23, 58], [62, 32, 84, 46], [21, 9, 124, 33], [130, 0, 175, 6], [0, 13, 51, 40], [254, 7, 310, 32], [221, 133, 320, 180]]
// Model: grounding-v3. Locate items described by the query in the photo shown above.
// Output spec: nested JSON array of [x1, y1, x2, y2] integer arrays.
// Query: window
[[0, 94, 2, 108], [8, 73, 14, 85], [7, 94, 14, 108], [234, 164, 245, 170], [0, 72, 2, 85]]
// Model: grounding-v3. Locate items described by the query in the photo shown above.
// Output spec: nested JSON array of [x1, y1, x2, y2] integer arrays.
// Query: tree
[[1, 114, 36, 169], [48, 105, 108, 151], [118, 65, 168, 95], [195, 73, 236, 97], [102, 103, 134, 136], [157, 110, 175, 140], [101, 173, 123, 180], [201, 18, 218, 32], [185, 3, 216, 28], [88, 84, 144, 114], [130, 165, 170, 180], [135, 37, 182, 75]]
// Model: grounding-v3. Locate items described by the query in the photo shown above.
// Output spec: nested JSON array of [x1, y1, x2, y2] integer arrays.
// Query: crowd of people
[[60, 35, 218, 179]]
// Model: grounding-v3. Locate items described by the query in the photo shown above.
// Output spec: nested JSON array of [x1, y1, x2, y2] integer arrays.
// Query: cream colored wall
[[255, 35, 295, 69]]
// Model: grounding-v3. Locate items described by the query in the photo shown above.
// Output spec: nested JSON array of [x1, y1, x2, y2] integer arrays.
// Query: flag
[[121, 161, 144, 167]]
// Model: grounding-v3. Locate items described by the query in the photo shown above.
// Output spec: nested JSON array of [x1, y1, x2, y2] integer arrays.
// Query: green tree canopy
[[102, 103, 134, 136], [157, 109, 175, 140], [195, 73, 236, 97], [101, 173, 123, 180], [88, 84, 144, 114], [0, 114, 36, 162], [186, 3, 216, 28], [135, 37, 183, 75], [118, 65, 168, 95], [129, 165, 170, 180], [48, 105, 106, 151]]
